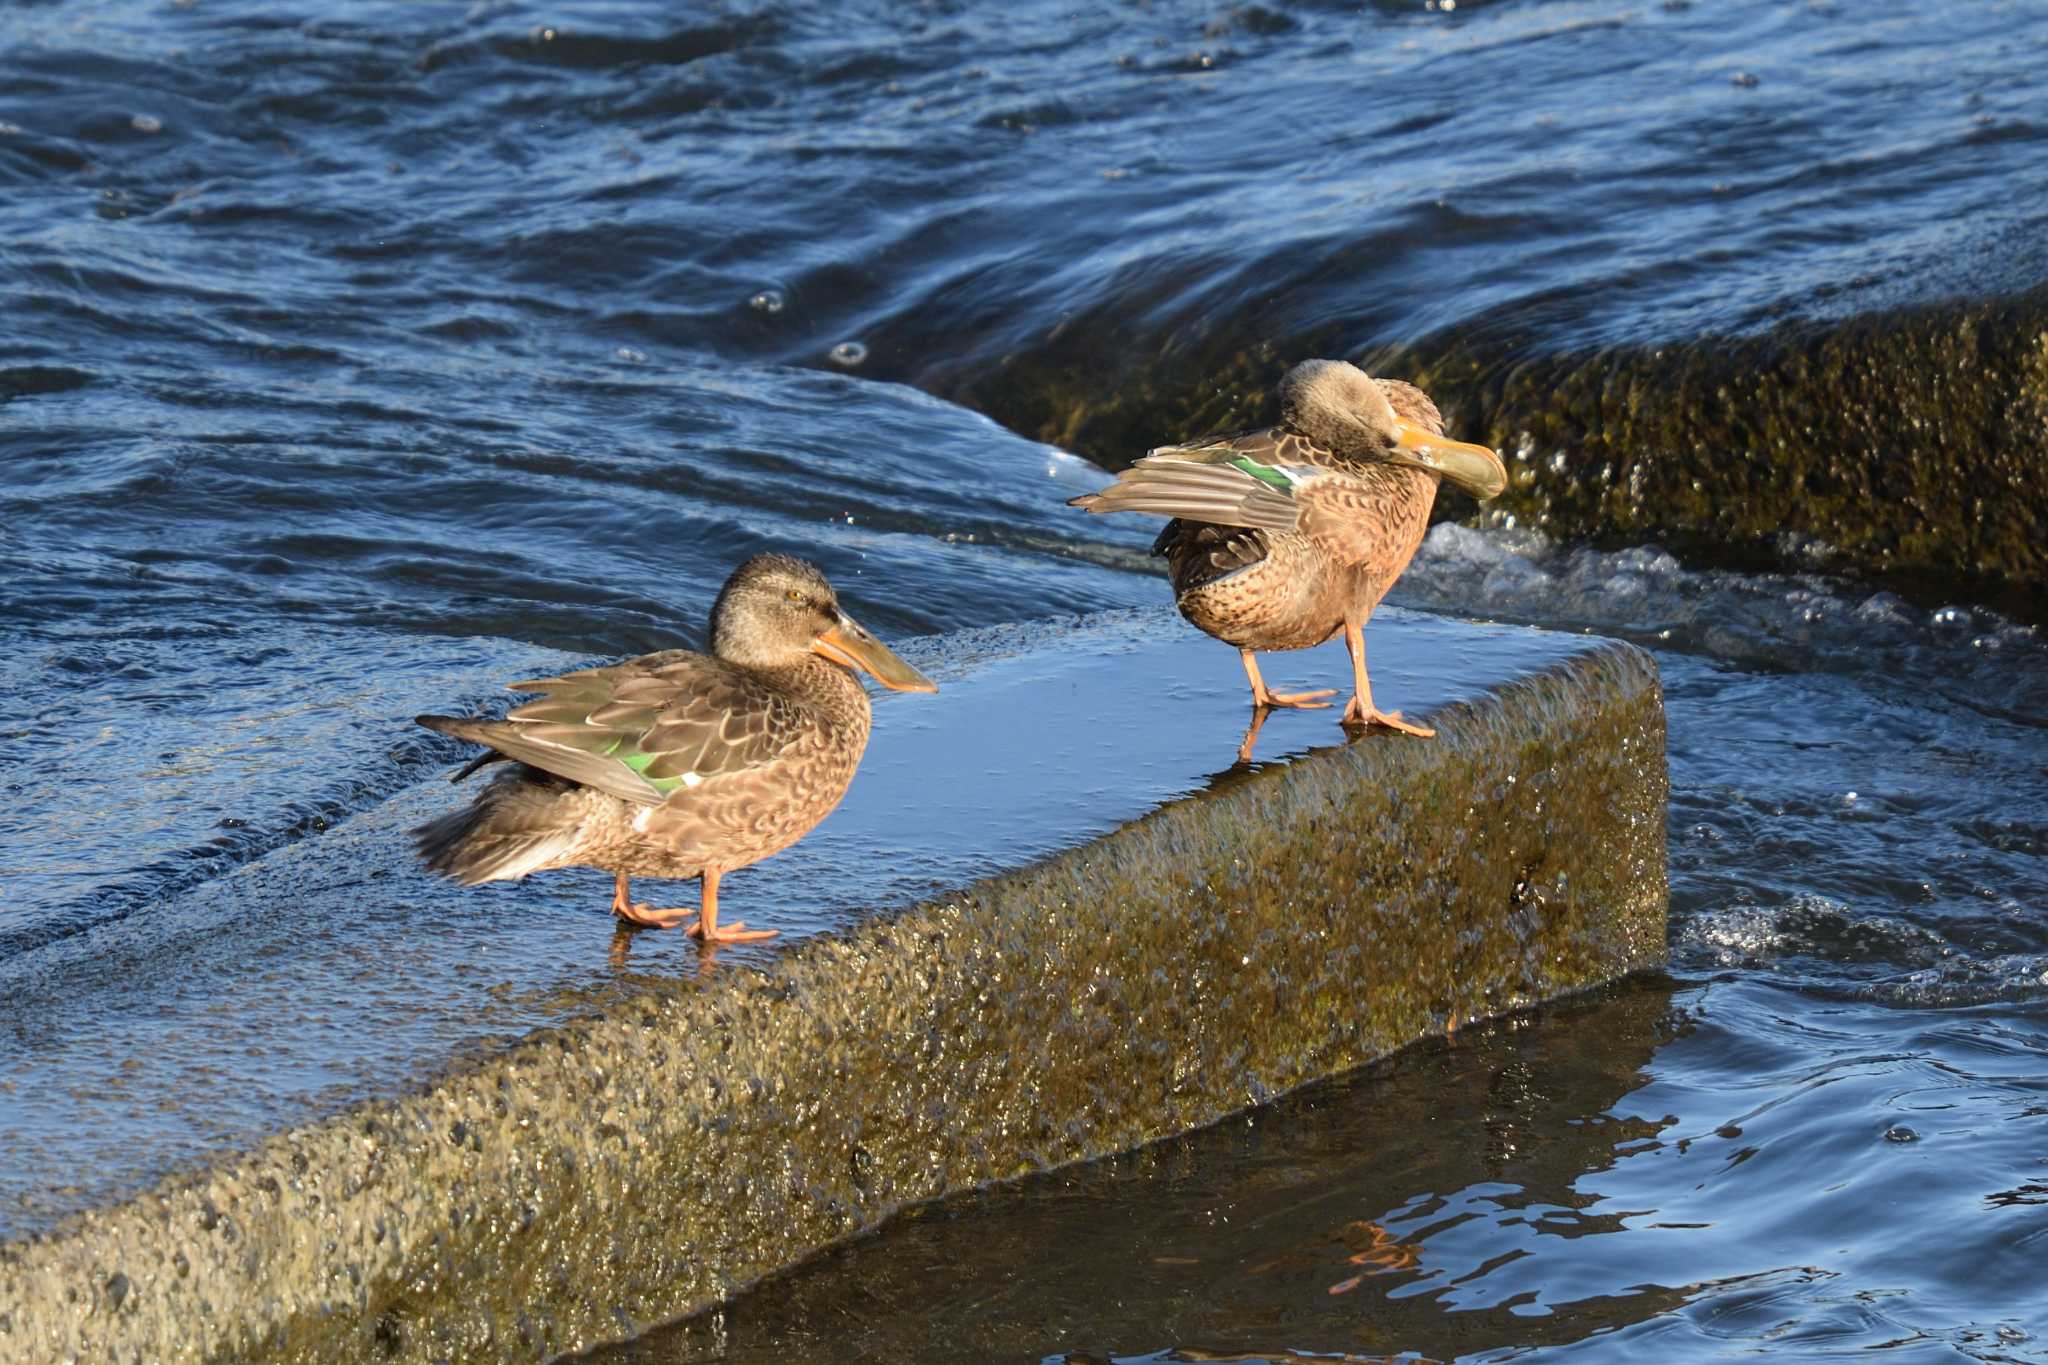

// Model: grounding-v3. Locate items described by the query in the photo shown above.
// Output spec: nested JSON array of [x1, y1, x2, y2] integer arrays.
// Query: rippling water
[[4, 0, 2046, 1357]]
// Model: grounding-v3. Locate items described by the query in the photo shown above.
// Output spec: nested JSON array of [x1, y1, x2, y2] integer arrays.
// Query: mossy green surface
[[0, 644, 1666, 1364], [952, 288, 2048, 601]]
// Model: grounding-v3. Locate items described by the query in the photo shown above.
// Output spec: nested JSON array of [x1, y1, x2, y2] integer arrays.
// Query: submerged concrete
[[0, 628, 1666, 1363]]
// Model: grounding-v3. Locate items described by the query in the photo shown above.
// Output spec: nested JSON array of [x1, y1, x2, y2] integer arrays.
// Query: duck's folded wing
[[1066, 451, 1310, 532], [417, 654, 796, 807]]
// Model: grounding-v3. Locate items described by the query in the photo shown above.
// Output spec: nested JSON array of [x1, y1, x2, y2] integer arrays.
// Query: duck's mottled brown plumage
[[416, 650, 872, 884], [1154, 410, 1441, 654], [1069, 361, 1503, 742], [412, 553, 935, 942]]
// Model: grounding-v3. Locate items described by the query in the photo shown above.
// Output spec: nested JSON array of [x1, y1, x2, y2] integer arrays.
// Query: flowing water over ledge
[[3, 0, 2047, 1357], [6, 0, 2047, 597]]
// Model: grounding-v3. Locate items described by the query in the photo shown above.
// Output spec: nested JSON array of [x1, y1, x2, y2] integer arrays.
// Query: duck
[[1069, 359, 1503, 742], [411, 553, 936, 944]]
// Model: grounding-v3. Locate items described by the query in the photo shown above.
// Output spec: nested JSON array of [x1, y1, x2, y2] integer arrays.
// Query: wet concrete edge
[[0, 641, 1668, 1364]]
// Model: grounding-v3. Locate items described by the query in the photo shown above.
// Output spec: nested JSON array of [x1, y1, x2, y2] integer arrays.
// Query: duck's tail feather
[[449, 749, 506, 783], [411, 771, 585, 885]]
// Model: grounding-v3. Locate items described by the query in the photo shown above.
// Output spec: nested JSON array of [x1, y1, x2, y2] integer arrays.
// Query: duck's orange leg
[[1339, 623, 1433, 737], [686, 868, 779, 945], [1241, 650, 1335, 710], [610, 872, 694, 929]]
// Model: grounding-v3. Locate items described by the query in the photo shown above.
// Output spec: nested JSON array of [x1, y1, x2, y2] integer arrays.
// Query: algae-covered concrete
[[948, 286, 2048, 602], [0, 642, 1666, 1363]]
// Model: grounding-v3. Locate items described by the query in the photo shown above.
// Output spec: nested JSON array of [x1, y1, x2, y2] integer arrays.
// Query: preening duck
[[1069, 359, 1503, 749]]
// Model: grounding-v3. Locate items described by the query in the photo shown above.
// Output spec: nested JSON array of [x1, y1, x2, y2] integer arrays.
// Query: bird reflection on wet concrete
[[605, 922, 746, 979], [590, 980, 1682, 1365], [1204, 715, 1401, 797]]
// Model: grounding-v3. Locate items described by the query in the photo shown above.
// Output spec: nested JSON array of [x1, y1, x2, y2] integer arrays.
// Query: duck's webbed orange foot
[[614, 900, 696, 929], [1240, 651, 1333, 711], [686, 920, 780, 944], [1341, 696, 1435, 737], [610, 873, 694, 929], [1251, 686, 1336, 710], [686, 870, 777, 944]]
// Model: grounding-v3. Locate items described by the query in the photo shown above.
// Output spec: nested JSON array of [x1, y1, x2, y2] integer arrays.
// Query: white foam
[[1393, 523, 2045, 721]]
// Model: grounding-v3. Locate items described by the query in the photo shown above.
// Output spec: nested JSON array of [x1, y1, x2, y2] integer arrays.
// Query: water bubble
[[531, 25, 558, 43], [1731, 72, 1760, 88], [615, 347, 646, 363], [1883, 1124, 1918, 1143], [828, 341, 868, 367], [748, 289, 785, 314], [131, 113, 163, 134], [1931, 605, 1969, 629]]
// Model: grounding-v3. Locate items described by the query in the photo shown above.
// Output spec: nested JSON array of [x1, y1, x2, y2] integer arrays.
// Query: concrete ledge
[[0, 642, 1667, 1363]]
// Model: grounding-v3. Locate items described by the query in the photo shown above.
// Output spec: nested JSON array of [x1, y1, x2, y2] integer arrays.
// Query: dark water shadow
[[592, 977, 1686, 1364]]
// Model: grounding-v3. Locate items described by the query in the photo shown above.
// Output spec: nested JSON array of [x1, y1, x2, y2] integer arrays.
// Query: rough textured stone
[[0, 643, 1666, 1363], [944, 287, 2048, 605]]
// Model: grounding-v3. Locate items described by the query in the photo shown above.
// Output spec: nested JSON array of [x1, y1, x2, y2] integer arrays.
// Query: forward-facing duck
[[413, 554, 935, 944], [1070, 359, 1504, 739]]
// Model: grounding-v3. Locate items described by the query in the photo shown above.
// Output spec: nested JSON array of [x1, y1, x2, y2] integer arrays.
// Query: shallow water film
[[3, 0, 2046, 1359]]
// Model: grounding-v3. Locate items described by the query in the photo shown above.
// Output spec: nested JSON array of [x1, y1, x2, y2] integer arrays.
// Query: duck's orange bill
[[1391, 420, 1507, 500], [813, 613, 939, 693]]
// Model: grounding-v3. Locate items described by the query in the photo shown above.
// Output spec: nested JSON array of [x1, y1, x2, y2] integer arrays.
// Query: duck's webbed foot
[[687, 920, 780, 944], [1340, 624, 1433, 737], [610, 874, 695, 928], [1340, 694, 1435, 737], [617, 902, 697, 928], [1241, 650, 1334, 710], [685, 869, 780, 945], [1254, 687, 1337, 709]]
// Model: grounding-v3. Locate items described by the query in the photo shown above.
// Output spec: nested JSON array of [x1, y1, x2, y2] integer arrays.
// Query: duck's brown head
[[710, 553, 937, 692], [1279, 359, 1506, 500]]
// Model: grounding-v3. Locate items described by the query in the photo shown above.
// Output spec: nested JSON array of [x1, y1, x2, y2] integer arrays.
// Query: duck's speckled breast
[[1168, 461, 1440, 653], [1172, 531, 1348, 652]]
